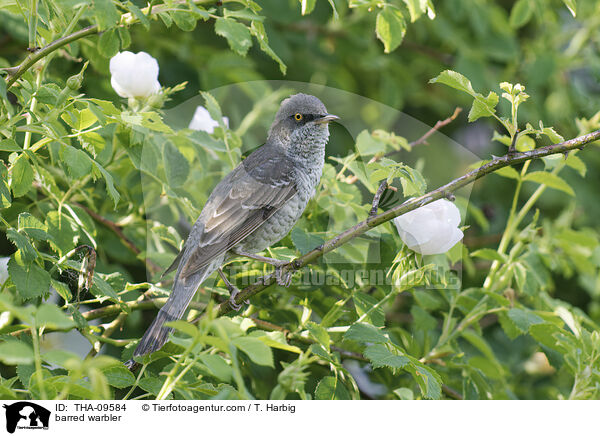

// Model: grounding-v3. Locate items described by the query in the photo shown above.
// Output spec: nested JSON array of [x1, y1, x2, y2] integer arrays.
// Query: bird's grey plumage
[[132, 93, 337, 359]]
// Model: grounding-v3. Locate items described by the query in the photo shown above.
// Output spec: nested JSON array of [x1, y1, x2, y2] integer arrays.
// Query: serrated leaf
[[306, 321, 330, 349], [376, 8, 406, 53], [410, 363, 442, 399], [8, 257, 50, 300], [215, 18, 253, 56], [35, 304, 75, 330], [232, 337, 273, 367], [6, 229, 37, 262], [98, 27, 120, 58], [126, 1, 150, 29], [63, 146, 92, 179], [103, 364, 135, 388], [468, 92, 498, 122], [353, 292, 385, 327], [0, 164, 12, 208], [429, 70, 475, 96], [172, 11, 197, 31], [250, 21, 286, 74], [163, 140, 190, 188], [290, 227, 324, 255], [0, 139, 21, 151], [199, 354, 233, 382], [364, 344, 410, 369], [523, 171, 574, 196], [0, 341, 34, 365], [315, 376, 350, 400], [344, 322, 388, 344], [10, 155, 34, 198], [18, 213, 49, 241], [507, 308, 544, 333], [92, 0, 120, 31], [93, 161, 120, 207], [46, 211, 78, 255]]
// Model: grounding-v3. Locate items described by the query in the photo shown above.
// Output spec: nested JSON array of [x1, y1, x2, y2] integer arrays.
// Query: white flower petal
[[394, 199, 463, 255], [189, 106, 229, 133], [109, 51, 160, 98]]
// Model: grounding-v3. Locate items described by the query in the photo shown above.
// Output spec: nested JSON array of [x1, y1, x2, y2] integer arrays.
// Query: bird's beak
[[315, 113, 340, 124]]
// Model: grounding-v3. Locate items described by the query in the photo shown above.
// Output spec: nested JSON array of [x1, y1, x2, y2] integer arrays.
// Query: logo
[[2, 402, 50, 433]]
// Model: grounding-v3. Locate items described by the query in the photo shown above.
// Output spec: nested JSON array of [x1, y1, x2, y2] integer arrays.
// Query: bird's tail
[[132, 260, 220, 359]]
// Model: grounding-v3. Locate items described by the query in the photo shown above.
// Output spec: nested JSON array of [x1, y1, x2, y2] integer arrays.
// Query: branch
[[73, 202, 162, 272], [217, 129, 600, 315], [3, 0, 215, 89]]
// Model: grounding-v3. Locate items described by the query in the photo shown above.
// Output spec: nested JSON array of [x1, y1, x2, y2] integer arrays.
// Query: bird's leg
[[234, 249, 293, 287], [218, 268, 248, 311]]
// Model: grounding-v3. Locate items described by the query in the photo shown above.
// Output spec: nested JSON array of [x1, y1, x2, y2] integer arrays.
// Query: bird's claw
[[275, 262, 293, 287], [228, 287, 245, 311]]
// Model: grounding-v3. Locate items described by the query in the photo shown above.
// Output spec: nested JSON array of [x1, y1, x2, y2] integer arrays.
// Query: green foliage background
[[0, 0, 599, 400]]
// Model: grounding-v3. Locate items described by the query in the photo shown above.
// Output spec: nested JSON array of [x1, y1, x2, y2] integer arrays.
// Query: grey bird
[[132, 93, 338, 359]]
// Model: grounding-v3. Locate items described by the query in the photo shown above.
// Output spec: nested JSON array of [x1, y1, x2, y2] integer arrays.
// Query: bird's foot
[[219, 267, 249, 311], [274, 261, 293, 287]]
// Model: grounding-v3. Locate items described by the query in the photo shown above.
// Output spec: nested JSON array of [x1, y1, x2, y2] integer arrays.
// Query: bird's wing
[[172, 144, 297, 280]]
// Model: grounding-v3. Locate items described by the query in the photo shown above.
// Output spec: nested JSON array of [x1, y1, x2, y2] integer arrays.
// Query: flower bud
[[109, 51, 161, 98], [393, 199, 463, 255]]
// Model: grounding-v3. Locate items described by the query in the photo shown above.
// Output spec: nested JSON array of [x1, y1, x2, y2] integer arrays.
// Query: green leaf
[[507, 308, 544, 333], [315, 376, 350, 400], [215, 18, 253, 56], [126, 1, 150, 29], [562, 0, 576, 16], [0, 164, 12, 208], [290, 227, 324, 255], [356, 130, 386, 156], [232, 337, 274, 367], [410, 363, 442, 399], [353, 292, 385, 327], [494, 166, 520, 180], [10, 155, 34, 198], [301, 0, 316, 15], [375, 8, 406, 53], [429, 70, 475, 96], [166, 320, 198, 338], [344, 323, 388, 344], [6, 229, 37, 262], [18, 213, 49, 241], [523, 171, 574, 196], [8, 257, 50, 300], [364, 344, 410, 369], [470, 248, 507, 263], [0, 341, 34, 365], [63, 146, 92, 180], [42, 350, 81, 368], [306, 321, 330, 349], [250, 21, 287, 74], [93, 161, 120, 207], [92, 0, 121, 30], [163, 140, 190, 188], [52, 279, 72, 302], [46, 211, 78, 255], [468, 92, 499, 122], [103, 364, 135, 388], [172, 11, 197, 31], [35, 304, 75, 330], [98, 27, 120, 58], [509, 0, 534, 28], [199, 354, 233, 382], [0, 139, 21, 151]]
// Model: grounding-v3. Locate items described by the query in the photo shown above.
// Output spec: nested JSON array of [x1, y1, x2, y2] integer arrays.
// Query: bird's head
[[268, 93, 339, 152]]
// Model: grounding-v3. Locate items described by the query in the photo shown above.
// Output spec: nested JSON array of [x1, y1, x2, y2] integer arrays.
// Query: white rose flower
[[393, 199, 463, 255], [189, 106, 229, 133], [109, 51, 161, 98]]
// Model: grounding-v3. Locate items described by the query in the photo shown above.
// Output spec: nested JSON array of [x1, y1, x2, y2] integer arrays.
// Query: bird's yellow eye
[[294, 113, 303, 121]]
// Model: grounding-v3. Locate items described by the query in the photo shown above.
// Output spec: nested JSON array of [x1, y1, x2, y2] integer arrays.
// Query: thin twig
[[73, 202, 161, 272], [3, 0, 216, 88], [384, 106, 463, 159], [217, 128, 600, 315]]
